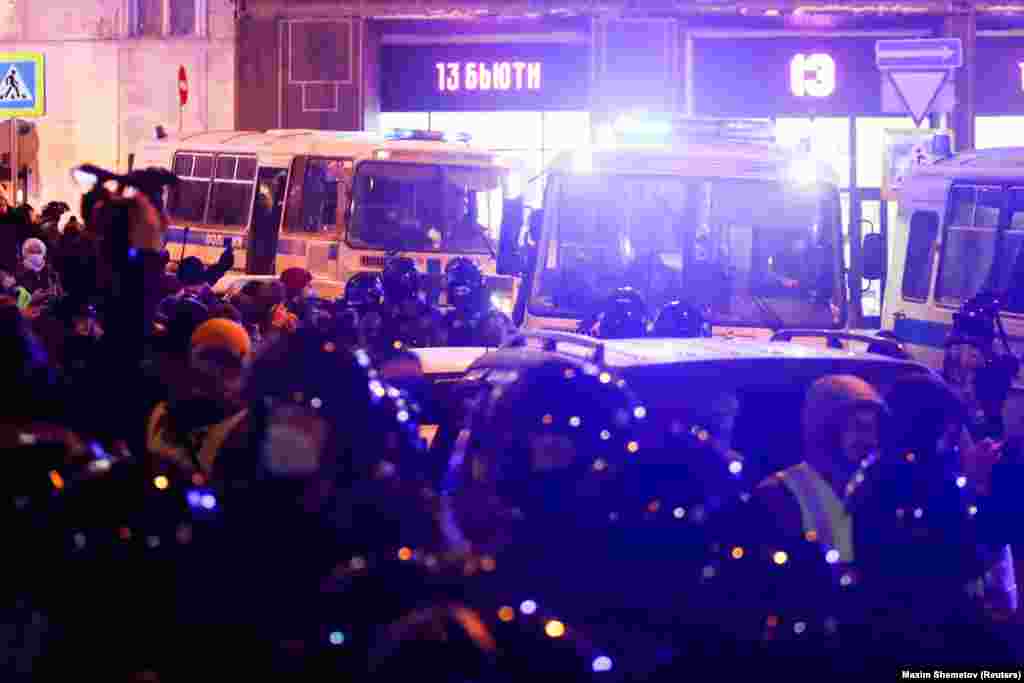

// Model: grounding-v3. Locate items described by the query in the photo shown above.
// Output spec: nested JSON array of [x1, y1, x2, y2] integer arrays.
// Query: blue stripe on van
[[893, 317, 951, 349], [164, 228, 315, 259], [164, 227, 212, 247], [276, 238, 307, 257]]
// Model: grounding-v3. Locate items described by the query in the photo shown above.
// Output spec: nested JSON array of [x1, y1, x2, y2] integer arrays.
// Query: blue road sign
[[875, 39, 963, 70], [0, 52, 45, 118]]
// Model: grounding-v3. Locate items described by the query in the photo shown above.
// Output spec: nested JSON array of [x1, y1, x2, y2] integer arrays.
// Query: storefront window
[[855, 117, 917, 189], [429, 111, 542, 149], [975, 116, 1024, 149], [775, 117, 851, 190], [495, 149, 543, 208], [541, 112, 592, 155]]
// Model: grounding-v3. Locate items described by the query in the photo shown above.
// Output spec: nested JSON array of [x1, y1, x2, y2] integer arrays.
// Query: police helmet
[[945, 292, 1021, 406], [344, 271, 385, 308], [652, 300, 710, 338], [382, 257, 420, 304], [219, 328, 443, 671], [441, 360, 645, 553], [445, 257, 484, 309], [581, 287, 649, 339]]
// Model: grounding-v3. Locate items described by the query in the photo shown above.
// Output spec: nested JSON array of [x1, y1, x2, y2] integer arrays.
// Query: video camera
[[71, 164, 179, 216]]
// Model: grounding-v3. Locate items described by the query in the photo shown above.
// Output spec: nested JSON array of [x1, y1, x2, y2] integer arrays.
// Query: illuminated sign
[[435, 62, 542, 92], [381, 44, 588, 112], [789, 53, 836, 98], [692, 38, 881, 116]]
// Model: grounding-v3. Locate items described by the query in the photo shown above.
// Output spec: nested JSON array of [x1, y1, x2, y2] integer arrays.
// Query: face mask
[[263, 423, 322, 476], [24, 254, 44, 272]]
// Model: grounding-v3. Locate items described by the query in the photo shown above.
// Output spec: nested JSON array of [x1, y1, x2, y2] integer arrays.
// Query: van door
[[248, 166, 287, 275], [281, 156, 354, 281]]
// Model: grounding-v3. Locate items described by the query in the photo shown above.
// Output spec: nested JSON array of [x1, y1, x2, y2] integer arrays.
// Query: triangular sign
[[888, 71, 947, 127]]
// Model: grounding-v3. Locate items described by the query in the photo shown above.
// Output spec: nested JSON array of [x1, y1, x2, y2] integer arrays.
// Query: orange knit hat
[[190, 318, 252, 360]]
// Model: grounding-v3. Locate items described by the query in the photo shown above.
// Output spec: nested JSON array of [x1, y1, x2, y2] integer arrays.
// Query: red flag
[[178, 66, 188, 107]]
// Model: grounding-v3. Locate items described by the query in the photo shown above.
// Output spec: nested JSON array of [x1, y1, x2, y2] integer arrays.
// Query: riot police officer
[[365, 257, 444, 359], [651, 300, 711, 338], [441, 257, 514, 348], [335, 271, 385, 349], [943, 291, 1021, 441], [577, 286, 649, 339]]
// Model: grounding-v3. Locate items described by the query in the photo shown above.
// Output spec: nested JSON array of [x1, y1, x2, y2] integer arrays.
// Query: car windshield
[[530, 172, 842, 329], [348, 161, 504, 254]]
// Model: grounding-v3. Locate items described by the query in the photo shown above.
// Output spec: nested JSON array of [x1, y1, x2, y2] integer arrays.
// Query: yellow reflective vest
[[146, 402, 248, 475], [767, 462, 855, 563]]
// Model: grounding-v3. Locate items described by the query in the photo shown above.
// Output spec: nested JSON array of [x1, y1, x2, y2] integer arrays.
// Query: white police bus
[[885, 147, 1024, 431], [494, 116, 851, 342], [133, 128, 522, 307]]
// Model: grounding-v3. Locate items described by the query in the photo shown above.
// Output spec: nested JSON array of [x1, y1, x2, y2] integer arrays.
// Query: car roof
[[471, 333, 921, 369]]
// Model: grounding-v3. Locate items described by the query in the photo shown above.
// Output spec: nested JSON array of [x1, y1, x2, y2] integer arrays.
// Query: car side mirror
[[862, 232, 886, 281], [497, 197, 525, 276]]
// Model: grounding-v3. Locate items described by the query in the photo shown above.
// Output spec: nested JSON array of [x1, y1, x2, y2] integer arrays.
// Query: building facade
[[234, 2, 1024, 324], [0, 0, 236, 210]]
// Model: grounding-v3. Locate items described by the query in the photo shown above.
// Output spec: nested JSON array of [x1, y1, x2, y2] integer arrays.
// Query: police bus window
[[901, 211, 940, 302], [283, 157, 351, 236], [1000, 188, 1024, 312], [937, 185, 1000, 305], [444, 167, 502, 252], [207, 155, 257, 230], [167, 153, 213, 224]]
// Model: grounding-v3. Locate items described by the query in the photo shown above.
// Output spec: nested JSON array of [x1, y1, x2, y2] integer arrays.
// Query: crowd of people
[[3, 173, 1024, 681]]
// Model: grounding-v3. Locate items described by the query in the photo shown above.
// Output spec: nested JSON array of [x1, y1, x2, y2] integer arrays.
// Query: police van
[[493, 116, 854, 347], [884, 147, 1024, 431], [133, 128, 522, 311]]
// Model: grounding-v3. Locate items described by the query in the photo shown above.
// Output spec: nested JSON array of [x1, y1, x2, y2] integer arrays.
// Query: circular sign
[[178, 66, 188, 106]]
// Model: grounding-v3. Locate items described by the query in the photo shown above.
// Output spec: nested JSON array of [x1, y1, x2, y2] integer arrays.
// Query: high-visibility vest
[[769, 462, 855, 563], [146, 402, 248, 475]]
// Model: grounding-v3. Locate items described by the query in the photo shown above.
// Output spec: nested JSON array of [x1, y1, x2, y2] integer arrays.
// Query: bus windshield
[[530, 173, 842, 329], [348, 161, 505, 254]]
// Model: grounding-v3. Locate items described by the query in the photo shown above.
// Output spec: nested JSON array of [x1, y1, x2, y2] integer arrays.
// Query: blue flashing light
[[609, 115, 776, 146], [329, 630, 346, 646], [592, 655, 613, 672], [186, 490, 202, 507], [384, 128, 471, 143], [442, 131, 473, 144], [519, 599, 538, 615]]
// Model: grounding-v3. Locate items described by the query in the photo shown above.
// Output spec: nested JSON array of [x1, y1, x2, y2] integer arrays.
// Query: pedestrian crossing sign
[[0, 53, 44, 118]]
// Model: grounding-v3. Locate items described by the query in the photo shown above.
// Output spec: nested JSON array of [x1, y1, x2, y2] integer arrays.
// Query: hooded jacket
[[752, 375, 887, 562]]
